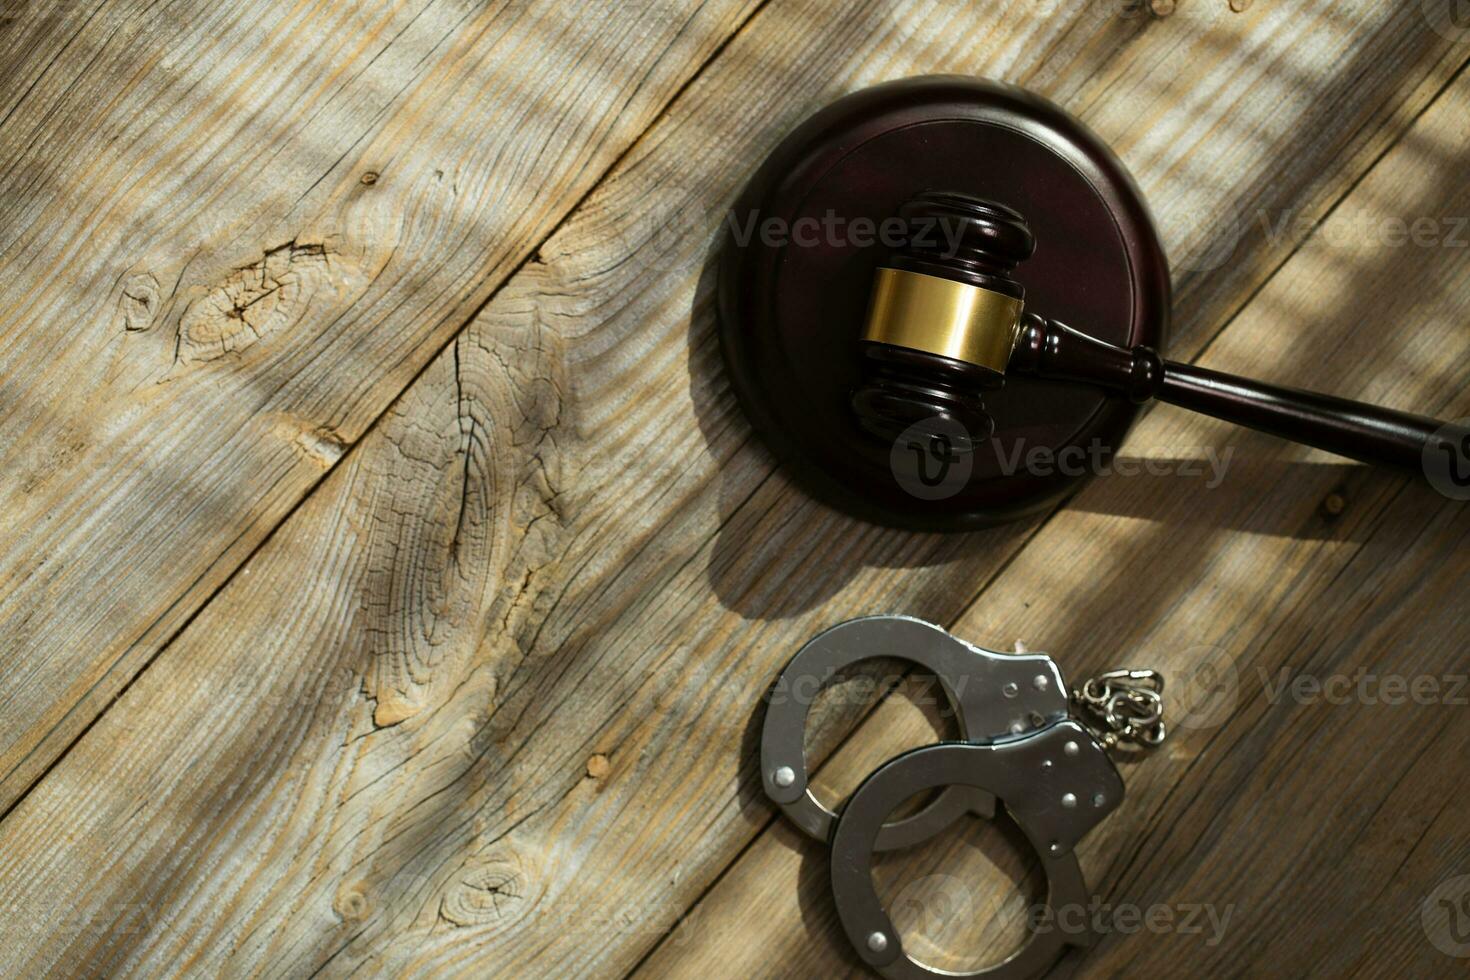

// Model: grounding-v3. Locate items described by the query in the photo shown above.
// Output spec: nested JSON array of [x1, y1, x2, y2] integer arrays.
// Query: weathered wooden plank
[[639, 57, 1470, 978], [0, 0, 762, 811], [0, 2, 1462, 978]]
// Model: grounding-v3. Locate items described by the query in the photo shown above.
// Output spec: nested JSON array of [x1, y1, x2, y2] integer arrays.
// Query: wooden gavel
[[851, 190, 1454, 472], [717, 76, 1468, 530]]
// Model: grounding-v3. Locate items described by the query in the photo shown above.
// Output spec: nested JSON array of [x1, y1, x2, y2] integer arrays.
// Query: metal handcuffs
[[759, 615, 1164, 980]]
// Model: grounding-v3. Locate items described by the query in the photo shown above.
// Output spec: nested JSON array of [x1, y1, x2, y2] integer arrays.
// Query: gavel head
[[850, 191, 1036, 454], [716, 76, 1169, 529]]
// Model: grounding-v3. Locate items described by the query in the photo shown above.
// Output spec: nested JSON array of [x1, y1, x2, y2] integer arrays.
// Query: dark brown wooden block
[[718, 76, 1170, 530]]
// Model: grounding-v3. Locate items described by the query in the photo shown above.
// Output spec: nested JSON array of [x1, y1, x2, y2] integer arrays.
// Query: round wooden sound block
[[718, 76, 1170, 530]]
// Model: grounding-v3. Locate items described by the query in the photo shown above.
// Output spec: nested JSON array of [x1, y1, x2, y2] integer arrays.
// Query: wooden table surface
[[1, 1, 1468, 976]]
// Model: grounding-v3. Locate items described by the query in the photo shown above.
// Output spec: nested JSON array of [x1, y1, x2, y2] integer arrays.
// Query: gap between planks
[[633, 49, 1470, 979], [0, 0, 779, 829]]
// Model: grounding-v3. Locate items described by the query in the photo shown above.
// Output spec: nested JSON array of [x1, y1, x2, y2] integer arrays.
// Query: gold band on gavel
[[861, 267, 1024, 373]]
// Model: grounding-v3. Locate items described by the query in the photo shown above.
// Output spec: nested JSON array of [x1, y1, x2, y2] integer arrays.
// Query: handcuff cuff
[[760, 616, 1166, 979]]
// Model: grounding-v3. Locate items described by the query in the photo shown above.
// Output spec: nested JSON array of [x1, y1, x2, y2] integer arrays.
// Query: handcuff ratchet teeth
[[831, 721, 1123, 980], [760, 615, 1165, 979]]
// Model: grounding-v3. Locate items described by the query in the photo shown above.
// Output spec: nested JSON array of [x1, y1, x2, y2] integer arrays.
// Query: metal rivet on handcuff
[[760, 616, 1069, 850], [760, 616, 1166, 979]]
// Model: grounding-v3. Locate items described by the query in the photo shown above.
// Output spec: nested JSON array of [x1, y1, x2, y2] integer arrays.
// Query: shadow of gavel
[[851, 191, 1464, 473]]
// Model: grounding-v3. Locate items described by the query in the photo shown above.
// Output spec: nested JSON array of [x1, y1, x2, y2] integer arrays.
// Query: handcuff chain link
[[1071, 667, 1167, 751]]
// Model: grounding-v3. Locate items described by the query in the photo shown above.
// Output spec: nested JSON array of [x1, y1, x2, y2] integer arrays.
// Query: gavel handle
[[1010, 315, 1449, 471]]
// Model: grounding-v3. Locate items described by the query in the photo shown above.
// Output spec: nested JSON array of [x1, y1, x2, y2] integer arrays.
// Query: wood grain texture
[[0, 0, 761, 812], [639, 57, 1470, 980], [0, 1, 1466, 978]]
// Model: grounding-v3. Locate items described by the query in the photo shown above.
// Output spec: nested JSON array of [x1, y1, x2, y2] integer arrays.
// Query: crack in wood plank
[[0, 0, 767, 816]]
